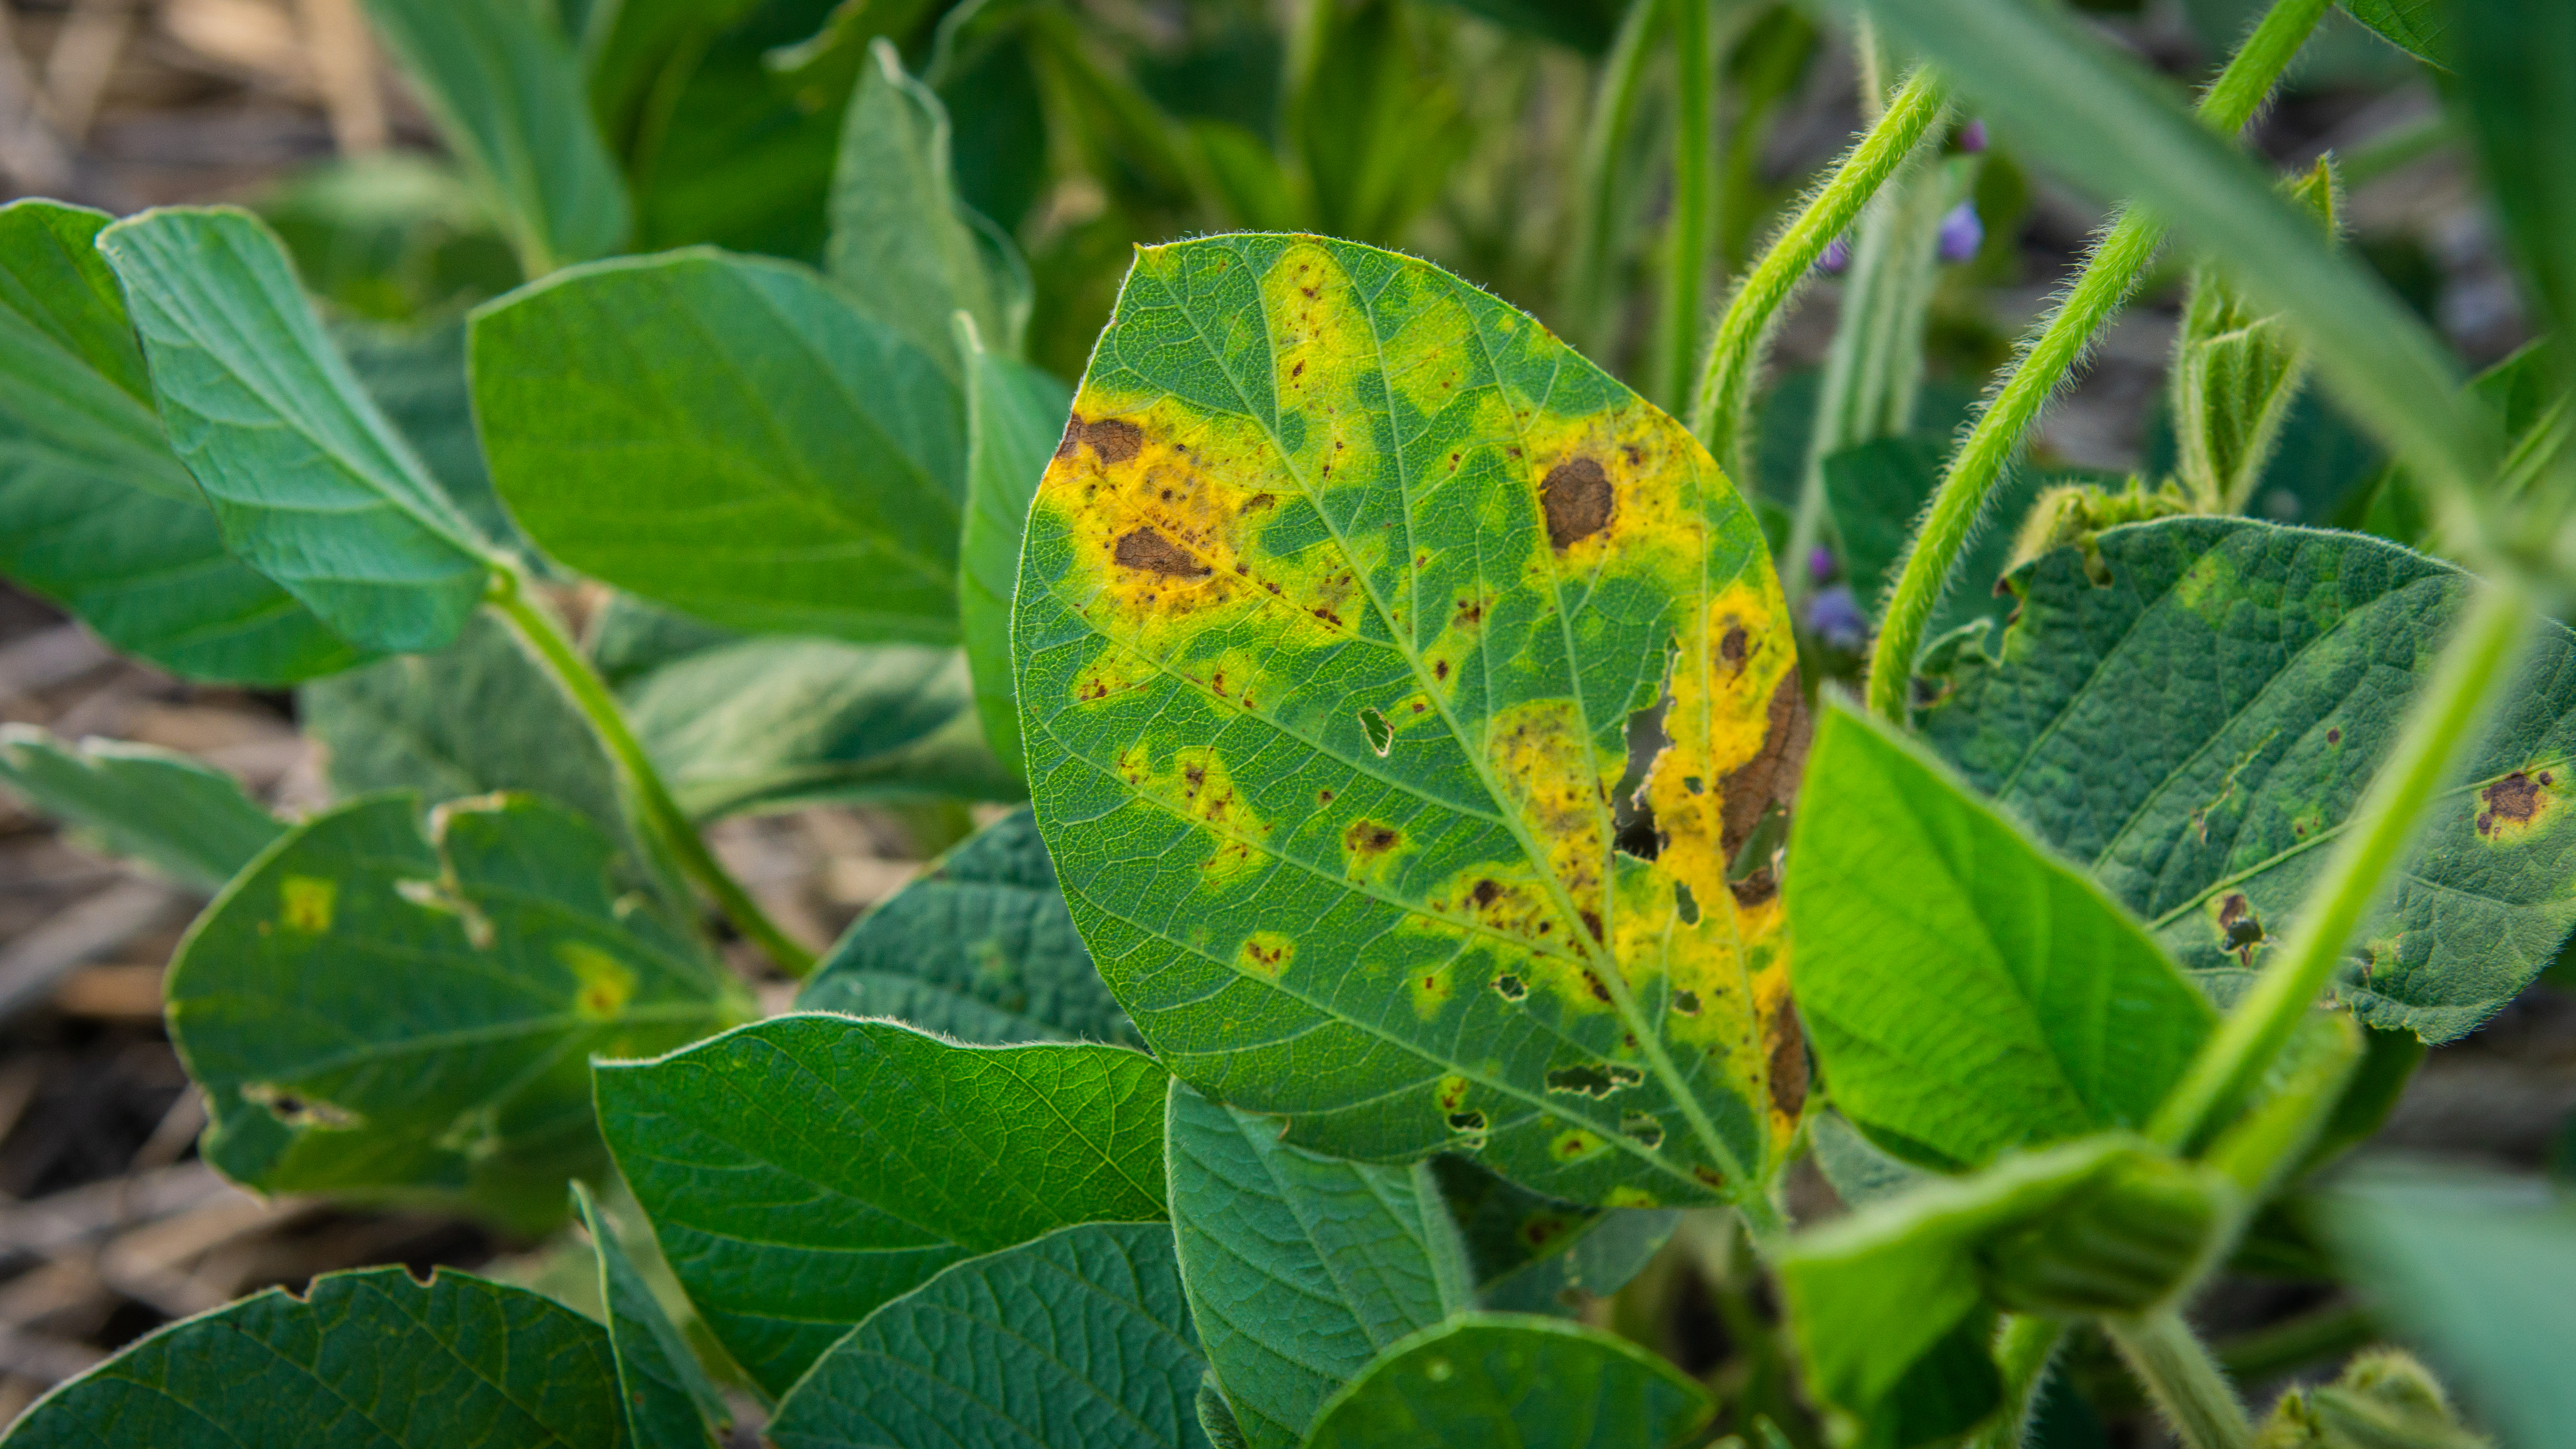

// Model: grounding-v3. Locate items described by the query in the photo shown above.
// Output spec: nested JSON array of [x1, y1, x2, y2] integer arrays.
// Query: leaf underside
[[0, 725, 283, 893], [574, 1183, 726, 1449]]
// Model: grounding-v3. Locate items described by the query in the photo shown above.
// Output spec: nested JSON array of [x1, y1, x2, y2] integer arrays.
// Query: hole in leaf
[[1622, 1116, 1664, 1150], [1446, 1110, 1487, 1133], [1546, 1064, 1617, 1097], [1673, 882, 1700, 925], [1358, 706, 1393, 757], [1493, 973, 1527, 1001], [1671, 988, 1701, 1016]]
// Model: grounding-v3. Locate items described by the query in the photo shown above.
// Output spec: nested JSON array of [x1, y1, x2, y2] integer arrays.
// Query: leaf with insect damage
[[1012, 234, 1806, 1210]]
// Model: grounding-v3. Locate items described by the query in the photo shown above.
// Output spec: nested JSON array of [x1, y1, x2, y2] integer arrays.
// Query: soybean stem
[[1968, 1316, 2068, 1449], [1565, 0, 1662, 362], [2108, 1311, 2255, 1449], [1653, 0, 1716, 412]]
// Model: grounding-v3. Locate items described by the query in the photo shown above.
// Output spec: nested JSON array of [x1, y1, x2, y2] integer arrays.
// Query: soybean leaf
[[960, 315, 1075, 776], [1808, 1111, 1929, 1212], [796, 809, 1133, 1045], [586, 593, 741, 688], [360, 0, 630, 273], [259, 152, 518, 323], [583, 0, 764, 161], [0, 725, 283, 892], [1013, 234, 1807, 1210], [1786, 697, 2214, 1171], [97, 208, 493, 657], [1428, 1157, 1677, 1316], [0, 200, 363, 683], [768, 1223, 1214, 1449], [573, 1182, 727, 1449], [1918, 518, 2576, 1042], [2338, 2, 2444, 69], [1168, 1082, 1470, 1449], [1822, 434, 2046, 641], [620, 637, 1020, 820], [1302, 1314, 1714, 1449], [2454, 0, 2576, 361], [0, 1267, 623, 1449], [336, 317, 525, 555], [167, 793, 740, 1233], [471, 249, 966, 643], [593, 1014, 1169, 1397]]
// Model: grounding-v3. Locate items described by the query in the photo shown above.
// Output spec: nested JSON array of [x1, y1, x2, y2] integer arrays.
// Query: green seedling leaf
[[1788, 697, 2213, 1170], [620, 637, 1020, 820], [471, 249, 966, 644], [960, 315, 1075, 776], [1430, 1156, 1678, 1316], [2258, 1349, 2488, 1449], [0, 725, 282, 892], [1302, 1313, 1715, 1449], [2338, 1, 2445, 69], [1013, 234, 1807, 1210], [2456, 0, 2576, 358], [360, 0, 630, 273], [0, 1267, 622, 1448], [1168, 1082, 1470, 1448], [167, 793, 738, 1233], [573, 1182, 727, 1449], [593, 1014, 1169, 1397], [1919, 518, 2576, 1042], [768, 1223, 1214, 1449], [0, 200, 363, 683], [97, 207, 493, 657], [2172, 163, 2338, 515], [796, 808, 1134, 1045]]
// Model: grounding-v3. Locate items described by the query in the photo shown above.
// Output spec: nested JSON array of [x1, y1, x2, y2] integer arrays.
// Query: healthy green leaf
[[593, 1014, 1169, 1397], [2172, 162, 2337, 514], [167, 793, 738, 1232], [1301, 1314, 1714, 1449], [2338, 1, 2445, 68], [1013, 234, 1808, 1211], [1167, 1082, 1469, 1448], [471, 249, 966, 644], [768, 1223, 1215, 1449], [960, 315, 1075, 776], [1807, 1111, 1929, 1211], [573, 1182, 727, 1449], [1428, 1156, 1677, 1316], [2454, 0, 2576, 367], [336, 317, 525, 555], [795, 808, 1134, 1046], [584, 593, 740, 688], [0, 724, 283, 892], [0, 1266, 623, 1448], [1822, 433, 2045, 640], [1918, 518, 2576, 1042], [0, 200, 364, 683], [360, 0, 631, 273], [97, 207, 493, 657], [258, 152, 517, 323], [581, 0, 763, 162], [1786, 697, 2214, 1170]]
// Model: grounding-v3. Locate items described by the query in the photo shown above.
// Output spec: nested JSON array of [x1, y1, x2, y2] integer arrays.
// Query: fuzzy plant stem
[[486, 568, 819, 979], [1861, 0, 2334, 722], [1652, 0, 1717, 412], [1968, 1315, 2069, 1449], [2108, 1311, 2256, 1449]]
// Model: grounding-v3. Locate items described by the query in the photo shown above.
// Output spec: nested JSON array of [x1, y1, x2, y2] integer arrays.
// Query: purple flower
[[1817, 236, 1852, 275], [1937, 201, 1984, 263], [1807, 546, 1837, 586], [1958, 118, 1987, 153], [1804, 586, 1869, 652]]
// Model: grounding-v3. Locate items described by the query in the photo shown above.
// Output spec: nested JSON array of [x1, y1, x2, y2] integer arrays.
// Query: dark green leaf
[[593, 1014, 1168, 1397], [1302, 1314, 1714, 1449], [1919, 518, 2576, 1041], [0, 725, 283, 892], [574, 1182, 727, 1449], [960, 317, 1074, 776], [2338, 2, 2445, 68], [583, 0, 764, 160], [2454, 0, 2576, 368], [1417, 0, 1623, 52], [1808, 1111, 1929, 1211], [1430, 1156, 1678, 1316], [471, 249, 965, 644], [0, 1267, 623, 1448], [258, 152, 518, 323], [1821, 433, 2047, 643], [768, 1223, 1215, 1449], [168, 793, 739, 1232], [336, 317, 524, 555]]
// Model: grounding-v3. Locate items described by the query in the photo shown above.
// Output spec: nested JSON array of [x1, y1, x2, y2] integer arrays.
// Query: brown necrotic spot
[[1470, 879, 1501, 907], [1766, 1006, 1808, 1119], [1540, 456, 1613, 549], [1058, 415, 1142, 463], [2477, 770, 2549, 837], [1719, 624, 1749, 673], [1344, 821, 1400, 855], [1113, 527, 1210, 579]]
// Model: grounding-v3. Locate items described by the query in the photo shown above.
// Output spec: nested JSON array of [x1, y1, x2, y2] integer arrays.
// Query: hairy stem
[[2108, 1312, 2255, 1449], [1651, 0, 1716, 412], [1564, 0, 1662, 363], [1861, 0, 2333, 721], [487, 569, 819, 979], [1968, 1316, 2068, 1449]]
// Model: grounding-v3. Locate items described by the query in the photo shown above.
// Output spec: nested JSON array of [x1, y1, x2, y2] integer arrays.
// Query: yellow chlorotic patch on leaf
[[279, 876, 336, 934], [1238, 932, 1295, 979], [561, 942, 637, 1021]]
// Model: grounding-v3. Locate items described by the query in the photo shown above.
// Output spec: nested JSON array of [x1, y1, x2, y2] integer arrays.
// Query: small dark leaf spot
[[1434, 659, 1450, 681], [1719, 624, 1749, 673], [1493, 973, 1527, 1001], [1447, 1110, 1487, 1133], [1344, 820, 1400, 855], [1540, 457, 1613, 549], [1580, 910, 1604, 944], [1470, 879, 1501, 907], [1580, 968, 1610, 1002], [2326, 728, 2342, 746], [1114, 528, 1210, 578], [1694, 1166, 1725, 1189]]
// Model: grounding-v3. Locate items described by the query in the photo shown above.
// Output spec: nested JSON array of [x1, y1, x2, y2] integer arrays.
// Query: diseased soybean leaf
[[593, 1014, 1169, 1397], [97, 208, 492, 657], [0, 200, 364, 684], [1302, 1314, 1714, 1449], [1012, 234, 1807, 1210], [1429, 1156, 1677, 1316], [1918, 518, 2576, 1042], [960, 315, 1075, 776], [574, 1182, 727, 1449], [360, 0, 630, 272], [0, 1267, 623, 1449], [1167, 1081, 1468, 1449], [767, 1223, 1215, 1449], [0, 725, 283, 892], [2339, 1, 2444, 68], [471, 249, 966, 643], [796, 809, 1133, 1045], [1787, 698, 2213, 1171], [167, 793, 739, 1233]]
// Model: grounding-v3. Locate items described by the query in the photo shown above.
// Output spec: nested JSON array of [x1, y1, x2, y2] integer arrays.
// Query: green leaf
[[1786, 697, 2214, 1170], [258, 152, 518, 323], [0, 724, 283, 892], [2338, 1, 2445, 68], [768, 1223, 1215, 1449], [796, 808, 1134, 1045], [960, 315, 1075, 777], [360, 0, 631, 273], [1429, 1156, 1678, 1316], [593, 1014, 1169, 1397], [620, 636, 1020, 820], [97, 207, 493, 657], [1808, 1111, 1929, 1211], [167, 793, 738, 1232], [471, 249, 966, 644], [1012, 233, 1807, 1210], [573, 1182, 727, 1449], [1918, 518, 2576, 1041], [2454, 0, 2576, 364], [0, 1267, 623, 1448], [2172, 162, 2339, 514], [1302, 1314, 1714, 1449], [584, 592, 742, 687], [1822, 434, 2046, 641], [1167, 1081, 1469, 1448], [336, 317, 526, 555], [0, 200, 365, 683]]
